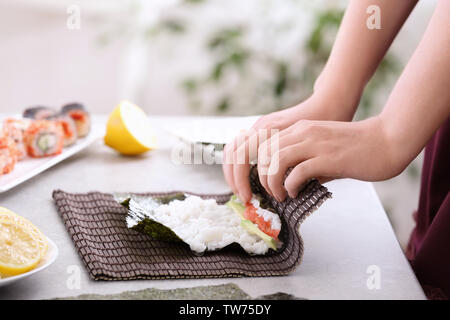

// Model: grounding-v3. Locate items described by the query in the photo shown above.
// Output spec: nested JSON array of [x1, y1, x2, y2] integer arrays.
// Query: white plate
[[0, 236, 58, 287], [163, 116, 259, 164], [164, 116, 260, 145], [0, 122, 104, 193]]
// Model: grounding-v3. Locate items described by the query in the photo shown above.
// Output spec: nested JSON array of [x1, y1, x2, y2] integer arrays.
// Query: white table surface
[[0, 116, 425, 300]]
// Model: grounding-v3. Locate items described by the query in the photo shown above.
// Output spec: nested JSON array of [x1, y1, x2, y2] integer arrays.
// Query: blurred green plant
[[179, 24, 309, 114], [97, 1, 400, 117], [173, 6, 400, 116]]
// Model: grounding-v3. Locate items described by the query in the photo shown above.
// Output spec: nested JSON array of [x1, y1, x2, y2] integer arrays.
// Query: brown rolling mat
[[52, 168, 331, 280]]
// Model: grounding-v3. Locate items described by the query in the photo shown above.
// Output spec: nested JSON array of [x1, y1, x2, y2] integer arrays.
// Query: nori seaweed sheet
[[120, 193, 187, 242]]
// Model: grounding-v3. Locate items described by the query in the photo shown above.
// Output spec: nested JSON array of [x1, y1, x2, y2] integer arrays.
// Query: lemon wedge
[[104, 100, 157, 155], [0, 206, 16, 215], [0, 221, 42, 276], [0, 211, 48, 258]]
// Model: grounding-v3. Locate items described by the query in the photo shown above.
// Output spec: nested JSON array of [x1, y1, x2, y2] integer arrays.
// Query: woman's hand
[[222, 92, 358, 203], [257, 116, 407, 201], [223, 106, 301, 203]]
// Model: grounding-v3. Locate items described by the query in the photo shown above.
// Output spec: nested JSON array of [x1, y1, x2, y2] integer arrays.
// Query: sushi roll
[[2, 118, 30, 160], [23, 106, 57, 120], [23, 120, 64, 158], [0, 134, 18, 174], [47, 115, 78, 147], [61, 103, 91, 138]]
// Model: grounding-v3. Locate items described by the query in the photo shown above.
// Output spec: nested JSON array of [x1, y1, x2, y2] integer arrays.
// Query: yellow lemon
[[104, 100, 157, 155], [0, 221, 41, 276], [0, 211, 48, 258], [0, 206, 16, 215]]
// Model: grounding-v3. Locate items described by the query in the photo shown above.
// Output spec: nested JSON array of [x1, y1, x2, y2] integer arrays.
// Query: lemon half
[[0, 221, 42, 276], [104, 101, 157, 155]]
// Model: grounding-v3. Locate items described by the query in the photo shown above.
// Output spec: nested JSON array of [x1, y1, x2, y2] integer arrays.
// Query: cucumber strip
[[226, 195, 278, 250]]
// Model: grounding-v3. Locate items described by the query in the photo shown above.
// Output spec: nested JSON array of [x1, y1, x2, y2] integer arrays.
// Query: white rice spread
[[151, 196, 271, 255]]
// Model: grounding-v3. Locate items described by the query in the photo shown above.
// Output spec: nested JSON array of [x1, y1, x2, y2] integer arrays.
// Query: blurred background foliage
[[98, 0, 399, 118], [143, 0, 400, 119]]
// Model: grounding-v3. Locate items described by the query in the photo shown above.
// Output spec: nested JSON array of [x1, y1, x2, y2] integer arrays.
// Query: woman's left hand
[[257, 116, 406, 201]]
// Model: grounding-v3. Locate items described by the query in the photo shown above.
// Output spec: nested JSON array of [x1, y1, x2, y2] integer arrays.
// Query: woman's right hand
[[222, 92, 358, 203]]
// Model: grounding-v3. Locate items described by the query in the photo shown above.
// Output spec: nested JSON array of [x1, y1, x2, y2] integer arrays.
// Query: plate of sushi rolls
[[0, 103, 103, 193]]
